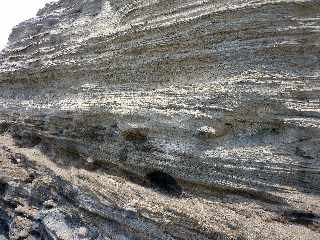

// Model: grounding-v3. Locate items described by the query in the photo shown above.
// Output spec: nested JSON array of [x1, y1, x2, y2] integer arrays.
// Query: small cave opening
[[146, 171, 182, 196]]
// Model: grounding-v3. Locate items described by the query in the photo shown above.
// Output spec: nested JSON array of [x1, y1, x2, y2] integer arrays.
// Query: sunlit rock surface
[[0, 0, 319, 239]]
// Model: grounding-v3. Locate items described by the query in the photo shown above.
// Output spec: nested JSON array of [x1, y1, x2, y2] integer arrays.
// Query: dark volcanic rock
[[0, 0, 320, 239]]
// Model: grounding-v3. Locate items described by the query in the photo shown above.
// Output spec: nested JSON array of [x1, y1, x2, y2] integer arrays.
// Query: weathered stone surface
[[0, 0, 319, 239]]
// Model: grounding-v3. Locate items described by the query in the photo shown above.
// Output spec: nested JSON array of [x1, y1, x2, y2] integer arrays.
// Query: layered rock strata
[[0, 0, 319, 239]]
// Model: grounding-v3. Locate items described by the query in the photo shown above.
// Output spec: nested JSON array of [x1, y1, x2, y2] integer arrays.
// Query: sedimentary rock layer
[[0, 0, 319, 239]]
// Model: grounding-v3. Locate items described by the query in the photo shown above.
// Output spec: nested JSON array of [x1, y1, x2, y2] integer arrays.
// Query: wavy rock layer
[[0, 0, 320, 239]]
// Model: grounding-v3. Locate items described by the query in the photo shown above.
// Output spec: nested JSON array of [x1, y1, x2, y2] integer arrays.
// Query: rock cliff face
[[0, 0, 320, 239]]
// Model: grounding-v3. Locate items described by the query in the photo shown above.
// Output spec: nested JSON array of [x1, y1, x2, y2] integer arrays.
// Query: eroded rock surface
[[0, 0, 319, 239]]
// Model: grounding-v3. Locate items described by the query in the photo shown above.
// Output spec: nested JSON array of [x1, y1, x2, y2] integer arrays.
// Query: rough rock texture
[[0, 0, 320, 239]]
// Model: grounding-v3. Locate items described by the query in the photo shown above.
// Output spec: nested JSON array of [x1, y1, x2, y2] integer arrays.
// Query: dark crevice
[[146, 171, 182, 196], [7, 201, 19, 209], [12, 132, 42, 148], [31, 219, 56, 240], [180, 179, 287, 206], [15, 211, 36, 222], [0, 182, 8, 197], [284, 210, 320, 226], [295, 147, 314, 159], [0, 220, 9, 237], [24, 173, 36, 184], [0, 207, 10, 237]]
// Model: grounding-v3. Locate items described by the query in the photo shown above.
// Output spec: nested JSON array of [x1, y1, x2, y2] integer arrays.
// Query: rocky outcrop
[[0, 0, 319, 239]]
